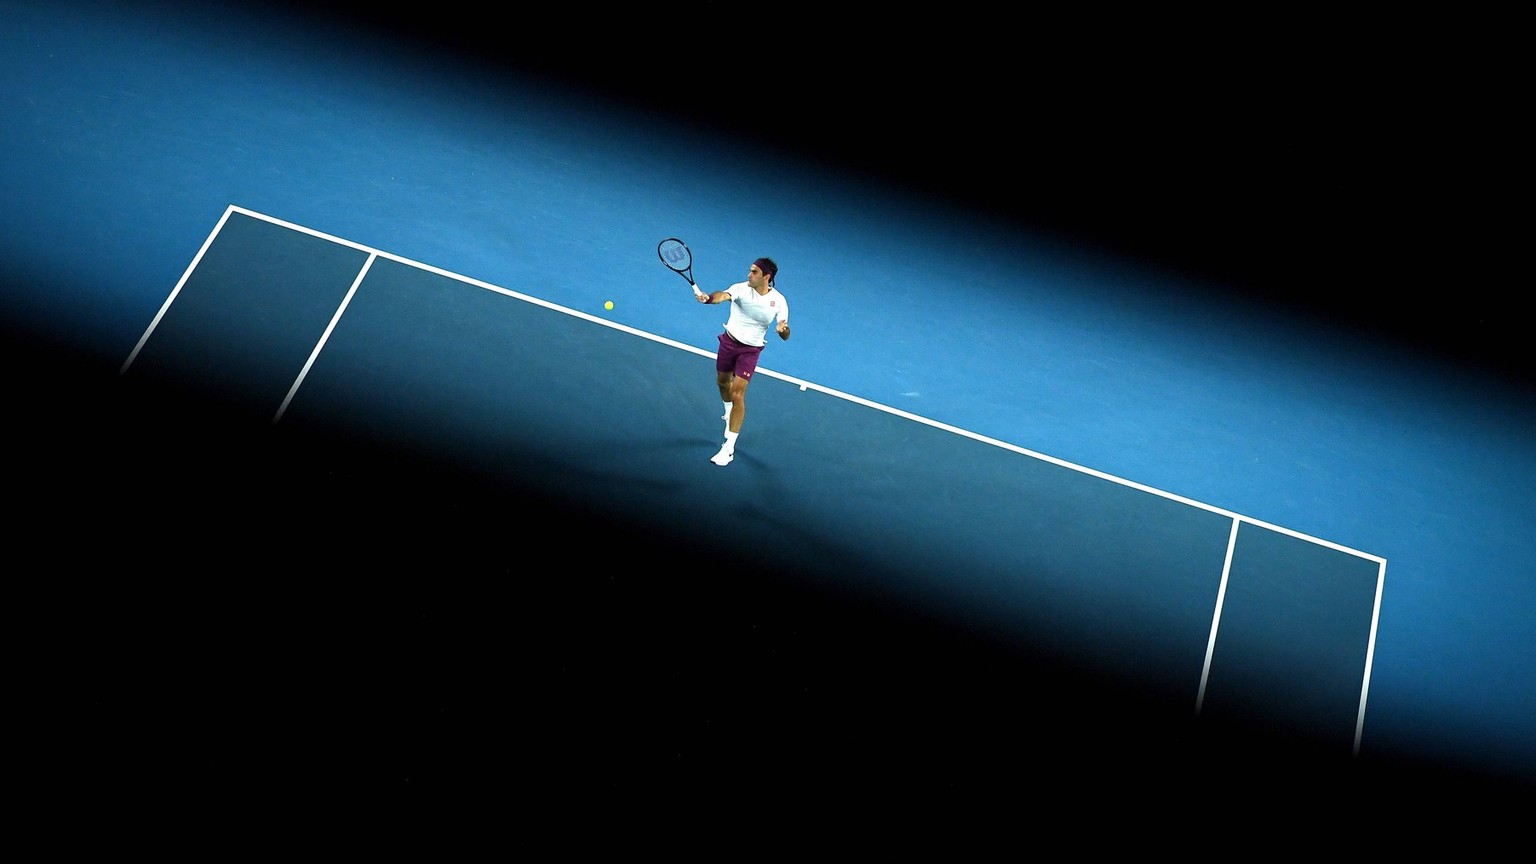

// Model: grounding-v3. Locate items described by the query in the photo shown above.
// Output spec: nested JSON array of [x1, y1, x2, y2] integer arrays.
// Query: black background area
[[283, 1, 1525, 386]]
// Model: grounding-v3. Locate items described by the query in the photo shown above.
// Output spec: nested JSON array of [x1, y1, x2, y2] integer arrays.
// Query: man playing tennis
[[696, 256, 789, 466]]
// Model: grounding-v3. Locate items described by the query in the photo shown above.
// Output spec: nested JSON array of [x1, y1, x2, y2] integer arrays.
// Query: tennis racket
[[658, 237, 706, 298]]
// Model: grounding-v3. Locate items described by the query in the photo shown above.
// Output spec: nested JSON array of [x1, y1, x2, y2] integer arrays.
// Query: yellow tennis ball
[[604, 300, 613, 310]]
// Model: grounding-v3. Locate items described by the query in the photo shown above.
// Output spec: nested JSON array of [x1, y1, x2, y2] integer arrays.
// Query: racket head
[[657, 237, 693, 277]]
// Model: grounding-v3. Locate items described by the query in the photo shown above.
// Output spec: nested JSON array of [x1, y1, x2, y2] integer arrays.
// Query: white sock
[[722, 430, 739, 453], [722, 401, 733, 420]]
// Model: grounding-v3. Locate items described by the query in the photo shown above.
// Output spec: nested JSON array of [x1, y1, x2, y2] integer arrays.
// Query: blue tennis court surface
[[8, 0, 1533, 826]]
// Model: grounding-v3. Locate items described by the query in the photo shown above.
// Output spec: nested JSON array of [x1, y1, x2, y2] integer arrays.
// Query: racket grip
[[692, 285, 705, 298]]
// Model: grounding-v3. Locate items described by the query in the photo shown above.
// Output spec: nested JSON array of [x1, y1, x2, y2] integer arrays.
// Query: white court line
[[195, 206, 1384, 561], [131, 203, 1388, 754]]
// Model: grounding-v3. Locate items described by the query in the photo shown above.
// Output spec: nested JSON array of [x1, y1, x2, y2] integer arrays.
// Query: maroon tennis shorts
[[716, 330, 764, 379]]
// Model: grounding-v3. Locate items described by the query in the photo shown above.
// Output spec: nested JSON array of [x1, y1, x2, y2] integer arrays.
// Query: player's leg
[[717, 369, 734, 423]]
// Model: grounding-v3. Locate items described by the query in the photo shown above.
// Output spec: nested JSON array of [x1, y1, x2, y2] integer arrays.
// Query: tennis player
[[696, 256, 789, 466]]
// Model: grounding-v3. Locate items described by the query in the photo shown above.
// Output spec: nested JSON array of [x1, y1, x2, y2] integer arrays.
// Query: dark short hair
[[754, 257, 778, 284]]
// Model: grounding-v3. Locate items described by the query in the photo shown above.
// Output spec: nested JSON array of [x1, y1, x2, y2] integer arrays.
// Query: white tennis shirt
[[722, 281, 788, 347]]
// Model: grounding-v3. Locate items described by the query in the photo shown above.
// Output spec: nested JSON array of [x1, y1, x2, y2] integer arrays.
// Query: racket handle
[[692, 285, 705, 298]]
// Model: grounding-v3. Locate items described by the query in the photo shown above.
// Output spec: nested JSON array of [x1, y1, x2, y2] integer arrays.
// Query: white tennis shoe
[[710, 447, 734, 466]]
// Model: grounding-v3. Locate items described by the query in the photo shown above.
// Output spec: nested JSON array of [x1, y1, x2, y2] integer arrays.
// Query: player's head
[[753, 257, 778, 287]]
